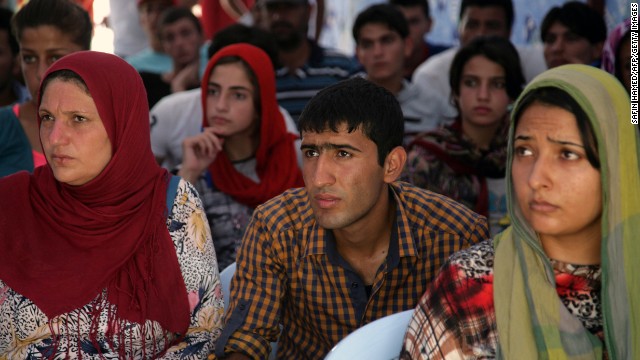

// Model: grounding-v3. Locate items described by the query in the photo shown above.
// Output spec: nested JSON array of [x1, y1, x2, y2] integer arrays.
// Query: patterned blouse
[[0, 179, 225, 359], [400, 239, 604, 360]]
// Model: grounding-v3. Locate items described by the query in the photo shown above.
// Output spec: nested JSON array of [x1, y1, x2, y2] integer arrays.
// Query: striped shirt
[[276, 41, 359, 124], [214, 181, 489, 359]]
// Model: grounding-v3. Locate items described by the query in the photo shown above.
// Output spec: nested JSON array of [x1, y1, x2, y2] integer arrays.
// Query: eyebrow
[[208, 82, 253, 92], [514, 134, 584, 148], [300, 143, 363, 152]]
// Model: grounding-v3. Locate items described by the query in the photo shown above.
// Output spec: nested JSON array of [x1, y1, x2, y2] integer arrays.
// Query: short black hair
[[353, 3, 409, 43], [459, 0, 514, 30], [389, 0, 430, 18], [12, 0, 92, 50], [159, 6, 202, 37], [298, 77, 404, 166], [450, 36, 525, 103], [513, 86, 600, 169], [540, 1, 606, 45], [207, 24, 280, 69]]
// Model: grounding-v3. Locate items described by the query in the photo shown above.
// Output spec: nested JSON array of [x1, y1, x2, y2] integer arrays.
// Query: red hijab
[[202, 44, 303, 208], [0, 51, 189, 348]]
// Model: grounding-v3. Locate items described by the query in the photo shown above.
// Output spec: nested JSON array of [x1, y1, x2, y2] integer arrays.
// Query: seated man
[[352, 3, 445, 140], [540, 1, 606, 69], [214, 77, 489, 359], [139, 6, 204, 108], [389, 0, 449, 79]]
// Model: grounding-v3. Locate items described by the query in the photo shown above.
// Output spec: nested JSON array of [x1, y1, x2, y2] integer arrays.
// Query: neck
[[279, 40, 310, 73], [540, 227, 602, 265], [223, 133, 259, 162], [333, 186, 394, 257], [369, 74, 404, 96], [461, 116, 504, 150], [150, 36, 164, 53]]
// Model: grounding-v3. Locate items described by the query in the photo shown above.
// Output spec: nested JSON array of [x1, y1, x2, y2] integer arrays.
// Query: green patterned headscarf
[[493, 64, 639, 359]]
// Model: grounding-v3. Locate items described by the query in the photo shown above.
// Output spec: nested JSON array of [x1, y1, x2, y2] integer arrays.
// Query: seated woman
[[178, 43, 303, 270], [400, 64, 639, 359], [403, 36, 525, 236], [0, 51, 223, 358]]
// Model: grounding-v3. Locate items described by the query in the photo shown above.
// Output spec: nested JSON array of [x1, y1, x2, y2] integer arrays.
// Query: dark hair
[[210, 56, 261, 117], [159, 6, 202, 37], [41, 69, 90, 98], [207, 24, 280, 69], [449, 36, 525, 104], [389, 0, 430, 18], [459, 0, 514, 30], [540, 1, 606, 45], [616, 30, 631, 84], [11, 0, 92, 50], [353, 4, 409, 42], [513, 87, 600, 169], [298, 77, 404, 166], [0, 8, 18, 55]]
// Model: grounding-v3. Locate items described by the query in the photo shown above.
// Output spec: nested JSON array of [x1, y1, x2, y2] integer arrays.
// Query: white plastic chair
[[324, 309, 414, 360], [219, 262, 236, 313], [218, 261, 278, 359]]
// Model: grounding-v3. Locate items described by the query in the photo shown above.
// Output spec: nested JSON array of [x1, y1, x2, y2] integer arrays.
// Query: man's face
[[161, 17, 203, 68], [396, 5, 431, 55], [264, 1, 310, 50], [458, 5, 510, 46], [301, 124, 392, 232], [356, 23, 410, 84], [138, 0, 173, 41], [543, 22, 602, 69]]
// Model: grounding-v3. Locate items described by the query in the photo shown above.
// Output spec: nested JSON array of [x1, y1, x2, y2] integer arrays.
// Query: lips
[[314, 193, 340, 209], [210, 116, 230, 126], [473, 106, 491, 115], [51, 153, 73, 165], [529, 199, 558, 213]]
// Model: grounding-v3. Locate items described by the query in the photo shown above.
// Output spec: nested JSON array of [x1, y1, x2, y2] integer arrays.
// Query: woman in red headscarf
[[0, 51, 223, 359], [178, 43, 304, 270]]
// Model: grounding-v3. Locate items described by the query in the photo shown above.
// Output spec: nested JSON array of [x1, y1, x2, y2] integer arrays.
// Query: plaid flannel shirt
[[215, 181, 489, 359]]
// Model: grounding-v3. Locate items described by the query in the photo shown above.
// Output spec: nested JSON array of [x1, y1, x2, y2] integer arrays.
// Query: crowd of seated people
[[0, 0, 636, 359]]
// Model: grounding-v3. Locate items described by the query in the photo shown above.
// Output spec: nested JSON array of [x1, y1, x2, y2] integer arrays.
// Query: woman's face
[[19, 25, 84, 101], [205, 62, 258, 138], [455, 55, 511, 128], [39, 79, 112, 186], [512, 103, 602, 245]]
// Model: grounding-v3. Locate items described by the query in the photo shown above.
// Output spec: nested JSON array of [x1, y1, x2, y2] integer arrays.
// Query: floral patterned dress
[[0, 179, 225, 359]]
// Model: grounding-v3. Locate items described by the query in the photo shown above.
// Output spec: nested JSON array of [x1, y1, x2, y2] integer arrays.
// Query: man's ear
[[383, 146, 407, 183]]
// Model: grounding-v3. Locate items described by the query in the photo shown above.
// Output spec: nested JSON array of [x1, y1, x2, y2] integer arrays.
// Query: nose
[[527, 155, 551, 190], [549, 37, 563, 53], [309, 154, 336, 188], [46, 119, 70, 146], [373, 41, 384, 56], [36, 62, 48, 85], [214, 92, 229, 112], [477, 81, 490, 100]]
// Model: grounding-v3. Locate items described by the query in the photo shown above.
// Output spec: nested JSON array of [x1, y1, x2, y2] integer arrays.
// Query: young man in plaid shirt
[[215, 77, 489, 359]]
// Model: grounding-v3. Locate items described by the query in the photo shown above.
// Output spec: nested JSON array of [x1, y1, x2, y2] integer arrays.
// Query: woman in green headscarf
[[400, 64, 639, 359]]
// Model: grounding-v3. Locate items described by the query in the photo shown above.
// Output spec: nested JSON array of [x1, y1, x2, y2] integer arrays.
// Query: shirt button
[[351, 282, 358, 289]]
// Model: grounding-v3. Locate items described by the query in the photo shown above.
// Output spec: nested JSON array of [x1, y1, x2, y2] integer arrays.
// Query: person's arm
[[214, 205, 285, 359], [159, 179, 225, 359]]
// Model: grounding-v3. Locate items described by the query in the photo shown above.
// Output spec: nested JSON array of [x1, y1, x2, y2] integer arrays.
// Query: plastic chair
[[219, 262, 236, 313], [324, 309, 414, 360], [218, 261, 278, 359]]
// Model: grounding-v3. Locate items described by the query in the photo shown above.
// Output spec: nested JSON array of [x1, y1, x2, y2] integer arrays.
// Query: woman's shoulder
[[447, 238, 496, 279]]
